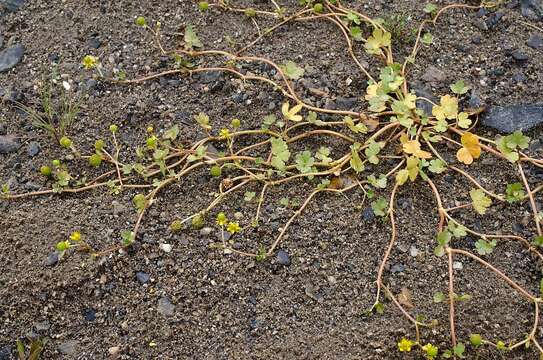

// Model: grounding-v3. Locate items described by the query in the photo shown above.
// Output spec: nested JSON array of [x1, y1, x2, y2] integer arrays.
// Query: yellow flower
[[398, 338, 414, 352], [219, 128, 231, 139], [82, 55, 98, 70], [216, 212, 227, 226], [70, 231, 81, 242], [226, 221, 241, 234], [422, 343, 438, 358]]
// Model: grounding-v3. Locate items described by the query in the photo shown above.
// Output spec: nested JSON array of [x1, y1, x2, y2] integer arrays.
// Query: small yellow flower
[[398, 338, 414, 352], [219, 128, 231, 139], [216, 212, 227, 226], [422, 343, 438, 359], [82, 55, 98, 70], [70, 231, 81, 242], [226, 221, 241, 234]]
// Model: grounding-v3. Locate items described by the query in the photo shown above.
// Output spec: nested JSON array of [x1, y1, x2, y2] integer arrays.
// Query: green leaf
[[316, 146, 332, 164], [374, 302, 384, 314], [423, 3, 438, 14], [447, 222, 467, 238], [534, 236, 543, 247], [421, 32, 433, 45], [262, 114, 276, 129], [279, 197, 290, 207], [346, 11, 361, 24], [350, 26, 363, 41], [367, 174, 387, 189], [121, 230, 136, 246], [505, 182, 525, 203], [470, 189, 492, 215], [195, 112, 211, 131], [428, 159, 446, 174], [507, 130, 530, 150], [450, 80, 471, 95], [364, 140, 382, 164], [163, 125, 180, 140], [475, 238, 497, 255], [270, 137, 290, 171], [282, 61, 305, 80], [242, 191, 255, 202], [437, 230, 451, 246], [344, 116, 368, 134], [350, 144, 365, 173], [433, 291, 445, 303], [371, 197, 388, 217], [184, 25, 203, 49], [457, 112, 472, 129], [132, 194, 146, 211], [295, 150, 316, 174], [453, 343, 466, 358]]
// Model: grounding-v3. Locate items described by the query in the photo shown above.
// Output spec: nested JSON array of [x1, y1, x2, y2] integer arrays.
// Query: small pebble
[[276, 250, 291, 266], [159, 243, 172, 253]]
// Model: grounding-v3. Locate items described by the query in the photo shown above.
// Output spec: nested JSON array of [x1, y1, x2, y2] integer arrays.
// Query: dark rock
[[45, 252, 59, 266], [136, 271, 150, 284], [521, 0, 543, 20], [0, 123, 6, 135], [48, 53, 60, 63], [83, 308, 96, 321], [361, 207, 375, 221], [87, 37, 101, 49], [199, 71, 223, 83], [512, 49, 529, 62], [468, 89, 484, 108], [512, 72, 527, 83], [0, 44, 24, 72], [0, 135, 20, 154], [27, 141, 40, 157], [0, 346, 12, 360], [157, 297, 175, 316], [276, 250, 291, 266], [0, 0, 25, 11], [414, 87, 438, 116], [335, 96, 358, 110], [391, 264, 405, 273], [485, 12, 504, 29], [0, 35, 3, 48], [482, 104, 543, 133], [476, 8, 488, 17], [527, 34, 543, 49], [471, 35, 482, 45], [421, 66, 445, 83], [86, 79, 97, 90]]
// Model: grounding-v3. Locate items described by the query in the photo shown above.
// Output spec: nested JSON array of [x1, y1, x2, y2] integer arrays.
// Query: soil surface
[[1, 0, 543, 359]]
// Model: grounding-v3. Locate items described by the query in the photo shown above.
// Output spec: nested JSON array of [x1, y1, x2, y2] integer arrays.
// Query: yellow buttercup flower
[[226, 221, 241, 234], [70, 231, 81, 242], [398, 338, 414, 352]]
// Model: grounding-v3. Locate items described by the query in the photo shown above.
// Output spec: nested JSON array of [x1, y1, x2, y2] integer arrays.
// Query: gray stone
[[391, 264, 405, 273], [527, 34, 543, 49], [0, 135, 20, 153], [58, 341, 77, 355], [27, 141, 40, 157], [361, 207, 375, 221], [157, 297, 175, 316], [512, 49, 529, 62], [414, 87, 438, 116], [335, 96, 358, 110], [421, 66, 445, 83], [0, 44, 24, 72], [45, 252, 59, 266], [481, 104, 543, 133], [34, 320, 51, 332], [0, 0, 25, 11], [136, 271, 150, 284], [0, 346, 12, 360], [276, 250, 291, 266], [521, 0, 543, 20]]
